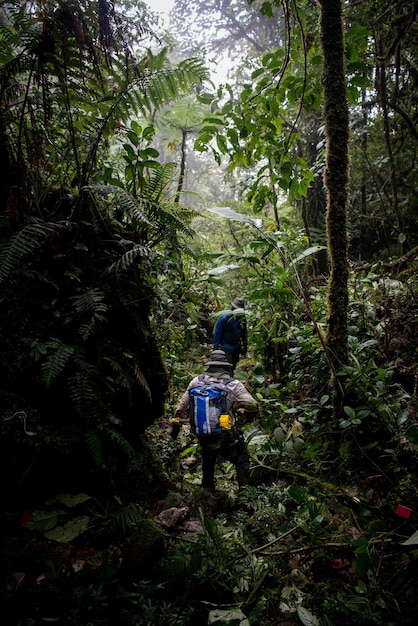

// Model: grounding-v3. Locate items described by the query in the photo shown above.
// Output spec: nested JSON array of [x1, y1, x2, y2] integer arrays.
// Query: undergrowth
[[3, 268, 418, 625]]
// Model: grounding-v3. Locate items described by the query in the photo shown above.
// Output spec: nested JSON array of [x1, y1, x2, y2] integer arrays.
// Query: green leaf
[[288, 246, 327, 267], [123, 143, 136, 159], [142, 126, 155, 139], [339, 441, 352, 458], [55, 493, 92, 507], [287, 485, 308, 501], [203, 117, 225, 126], [297, 605, 320, 626], [350, 75, 371, 88], [405, 425, 418, 444], [346, 85, 360, 105], [251, 67, 265, 79], [26, 509, 60, 532], [343, 406, 356, 419], [205, 206, 254, 223], [44, 516, 90, 543], [208, 608, 250, 625], [207, 264, 240, 275], [216, 134, 228, 153], [126, 130, 139, 146], [402, 530, 418, 546], [139, 147, 159, 158]]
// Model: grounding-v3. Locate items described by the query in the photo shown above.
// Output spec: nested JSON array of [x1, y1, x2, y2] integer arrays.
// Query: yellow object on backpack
[[219, 414, 232, 430]]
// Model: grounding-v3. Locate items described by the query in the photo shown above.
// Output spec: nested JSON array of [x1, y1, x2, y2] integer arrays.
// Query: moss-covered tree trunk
[[318, 0, 349, 414]]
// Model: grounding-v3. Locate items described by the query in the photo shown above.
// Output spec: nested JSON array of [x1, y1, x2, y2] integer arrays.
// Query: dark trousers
[[199, 428, 250, 489], [221, 347, 240, 372]]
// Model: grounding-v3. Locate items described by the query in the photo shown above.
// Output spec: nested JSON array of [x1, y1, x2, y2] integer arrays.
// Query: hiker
[[213, 297, 248, 372], [170, 350, 258, 490]]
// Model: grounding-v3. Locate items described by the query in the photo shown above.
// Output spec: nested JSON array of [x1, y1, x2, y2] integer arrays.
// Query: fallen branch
[[250, 525, 301, 554], [353, 245, 418, 274], [258, 537, 394, 557], [250, 462, 312, 480]]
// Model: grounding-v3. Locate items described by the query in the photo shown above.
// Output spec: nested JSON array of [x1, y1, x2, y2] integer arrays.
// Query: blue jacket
[[213, 308, 248, 353]]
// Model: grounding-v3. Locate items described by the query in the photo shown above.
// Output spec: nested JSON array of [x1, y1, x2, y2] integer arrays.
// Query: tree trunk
[[318, 0, 349, 415]]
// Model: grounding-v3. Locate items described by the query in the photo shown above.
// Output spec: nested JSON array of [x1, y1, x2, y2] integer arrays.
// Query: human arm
[[241, 319, 248, 355], [174, 388, 192, 421], [226, 380, 258, 418], [170, 377, 199, 438]]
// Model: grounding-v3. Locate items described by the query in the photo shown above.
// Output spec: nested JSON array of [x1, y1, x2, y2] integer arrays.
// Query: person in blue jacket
[[213, 297, 248, 372]]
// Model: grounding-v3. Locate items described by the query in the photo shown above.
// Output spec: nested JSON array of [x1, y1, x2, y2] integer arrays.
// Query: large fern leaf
[[107, 244, 159, 274], [68, 369, 98, 417], [104, 503, 144, 537], [89, 184, 153, 228], [105, 428, 135, 457], [140, 163, 176, 204], [0, 220, 53, 283], [149, 204, 194, 238], [134, 365, 152, 403], [84, 429, 104, 468], [72, 288, 109, 341], [135, 53, 209, 116], [40, 340, 74, 387]]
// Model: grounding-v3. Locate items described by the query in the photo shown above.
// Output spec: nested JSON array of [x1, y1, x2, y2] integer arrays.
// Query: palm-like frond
[[134, 52, 210, 117], [84, 428, 104, 468], [89, 184, 153, 229], [72, 287, 109, 341], [107, 244, 158, 274], [68, 370, 98, 418], [149, 203, 194, 238], [104, 503, 144, 537], [103, 356, 133, 390], [140, 163, 177, 204], [0, 220, 53, 283], [134, 365, 152, 403], [105, 428, 135, 457], [40, 339, 74, 387]]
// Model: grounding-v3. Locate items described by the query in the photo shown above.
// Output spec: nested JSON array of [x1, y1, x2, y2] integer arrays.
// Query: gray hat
[[206, 350, 232, 367], [232, 297, 245, 309]]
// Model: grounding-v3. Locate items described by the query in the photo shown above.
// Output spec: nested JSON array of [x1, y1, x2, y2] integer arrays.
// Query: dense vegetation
[[1, 1, 417, 624]]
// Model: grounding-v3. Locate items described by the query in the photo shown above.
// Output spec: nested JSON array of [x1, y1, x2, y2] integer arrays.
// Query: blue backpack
[[189, 375, 231, 436]]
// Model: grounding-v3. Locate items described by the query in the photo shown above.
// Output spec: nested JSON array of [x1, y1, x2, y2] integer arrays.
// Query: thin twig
[[250, 525, 301, 554], [250, 462, 312, 480]]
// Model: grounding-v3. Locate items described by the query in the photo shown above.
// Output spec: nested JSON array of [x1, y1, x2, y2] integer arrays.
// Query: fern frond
[[175, 243, 198, 259], [141, 163, 176, 203], [134, 365, 152, 403], [149, 204, 193, 237], [103, 356, 133, 390], [107, 244, 158, 274], [171, 204, 202, 224], [89, 184, 153, 228], [105, 428, 135, 457], [40, 339, 74, 387], [72, 288, 108, 341], [0, 220, 53, 283], [135, 54, 209, 116], [177, 57, 210, 82], [105, 503, 144, 537], [84, 429, 104, 468], [68, 370, 97, 417]]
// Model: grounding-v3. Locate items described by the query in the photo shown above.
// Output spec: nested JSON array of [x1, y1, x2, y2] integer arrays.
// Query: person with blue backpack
[[213, 297, 248, 373], [170, 350, 258, 490]]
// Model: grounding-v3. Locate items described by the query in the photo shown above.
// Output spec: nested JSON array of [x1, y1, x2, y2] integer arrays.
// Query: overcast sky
[[146, 0, 174, 15], [144, 0, 229, 85]]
